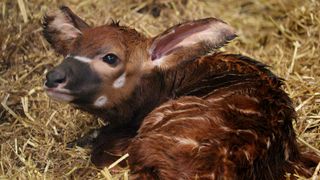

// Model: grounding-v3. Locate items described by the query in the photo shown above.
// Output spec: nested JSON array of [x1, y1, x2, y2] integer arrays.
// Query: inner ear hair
[[42, 6, 90, 56], [58, 6, 90, 30], [148, 18, 237, 69]]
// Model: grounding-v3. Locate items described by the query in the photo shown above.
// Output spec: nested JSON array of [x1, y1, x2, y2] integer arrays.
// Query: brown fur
[[92, 54, 319, 179], [42, 7, 319, 180]]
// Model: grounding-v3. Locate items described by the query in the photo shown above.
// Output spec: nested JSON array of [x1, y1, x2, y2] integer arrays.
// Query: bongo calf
[[43, 6, 319, 179]]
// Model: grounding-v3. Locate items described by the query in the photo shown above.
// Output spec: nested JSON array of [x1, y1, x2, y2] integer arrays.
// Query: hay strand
[[108, 153, 129, 170], [17, 0, 28, 23]]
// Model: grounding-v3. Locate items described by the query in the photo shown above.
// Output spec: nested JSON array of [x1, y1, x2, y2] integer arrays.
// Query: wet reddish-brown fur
[[90, 53, 319, 179], [42, 7, 320, 180]]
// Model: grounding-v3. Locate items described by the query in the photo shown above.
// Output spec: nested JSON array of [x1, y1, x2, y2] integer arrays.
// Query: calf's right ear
[[42, 6, 89, 56]]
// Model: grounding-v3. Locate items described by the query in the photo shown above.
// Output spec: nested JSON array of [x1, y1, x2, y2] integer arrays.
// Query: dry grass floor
[[0, 0, 319, 179]]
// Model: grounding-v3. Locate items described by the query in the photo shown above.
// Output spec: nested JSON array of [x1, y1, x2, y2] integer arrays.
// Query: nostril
[[55, 78, 65, 84], [45, 70, 67, 88]]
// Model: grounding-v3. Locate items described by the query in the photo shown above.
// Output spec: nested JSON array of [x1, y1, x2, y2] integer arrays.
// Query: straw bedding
[[0, 0, 319, 179]]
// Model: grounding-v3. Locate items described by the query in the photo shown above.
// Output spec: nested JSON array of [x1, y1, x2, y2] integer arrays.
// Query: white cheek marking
[[113, 73, 126, 88], [73, 56, 92, 63], [94, 96, 108, 107]]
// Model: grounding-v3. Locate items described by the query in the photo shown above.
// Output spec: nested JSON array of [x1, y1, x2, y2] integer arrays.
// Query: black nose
[[45, 70, 66, 88]]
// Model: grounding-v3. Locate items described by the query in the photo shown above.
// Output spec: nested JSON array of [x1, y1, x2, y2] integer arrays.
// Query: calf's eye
[[102, 53, 118, 65]]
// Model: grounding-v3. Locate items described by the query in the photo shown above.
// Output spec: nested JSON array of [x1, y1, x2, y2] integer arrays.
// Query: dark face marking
[[48, 56, 102, 104], [44, 24, 148, 109]]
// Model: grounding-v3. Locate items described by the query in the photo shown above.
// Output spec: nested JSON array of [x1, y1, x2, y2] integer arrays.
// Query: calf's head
[[43, 6, 236, 109]]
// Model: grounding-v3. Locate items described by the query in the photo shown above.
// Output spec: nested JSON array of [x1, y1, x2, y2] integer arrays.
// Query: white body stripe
[[113, 73, 126, 88], [174, 137, 199, 147]]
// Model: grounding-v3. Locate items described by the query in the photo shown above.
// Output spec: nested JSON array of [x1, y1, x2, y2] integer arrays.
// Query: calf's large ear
[[42, 6, 90, 56], [146, 18, 236, 70]]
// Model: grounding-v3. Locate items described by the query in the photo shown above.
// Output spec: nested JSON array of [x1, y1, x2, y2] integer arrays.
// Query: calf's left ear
[[146, 18, 236, 70], [42, 6, 90, 56]]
